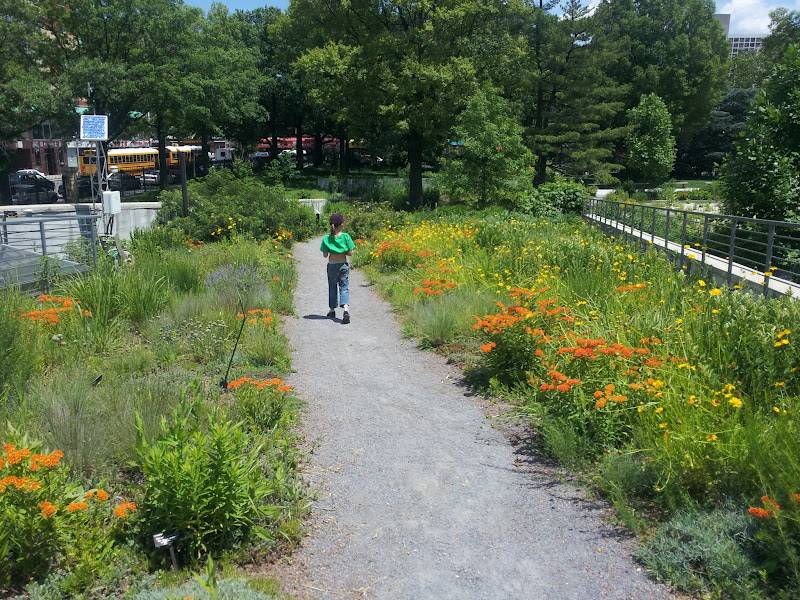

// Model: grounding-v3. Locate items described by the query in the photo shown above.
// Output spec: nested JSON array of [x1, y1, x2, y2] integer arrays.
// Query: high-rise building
[[714, 13, 766, 57]]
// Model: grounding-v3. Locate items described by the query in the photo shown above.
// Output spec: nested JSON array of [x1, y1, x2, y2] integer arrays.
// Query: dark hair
[[329, 212, 344, 236]]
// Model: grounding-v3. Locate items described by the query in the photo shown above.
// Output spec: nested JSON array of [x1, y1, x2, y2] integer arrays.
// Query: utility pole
[[180, 150, 189, 217]]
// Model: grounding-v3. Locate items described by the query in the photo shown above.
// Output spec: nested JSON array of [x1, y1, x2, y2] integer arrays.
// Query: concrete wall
[[1, 201, 161, 240]]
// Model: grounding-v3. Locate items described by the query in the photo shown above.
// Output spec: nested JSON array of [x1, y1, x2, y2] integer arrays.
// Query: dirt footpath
[[279, 238, 671, 600]]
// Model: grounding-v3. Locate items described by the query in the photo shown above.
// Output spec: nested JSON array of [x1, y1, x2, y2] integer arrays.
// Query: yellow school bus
[[79, 148, 158, 176]]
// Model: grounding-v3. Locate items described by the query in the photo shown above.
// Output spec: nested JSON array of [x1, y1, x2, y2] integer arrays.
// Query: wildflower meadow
[[354, 207, 800, 597], [0, 226, 308, 597]]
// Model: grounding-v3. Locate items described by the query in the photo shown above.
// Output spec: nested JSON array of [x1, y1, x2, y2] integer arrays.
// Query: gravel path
[[281, 238, 671, 600]]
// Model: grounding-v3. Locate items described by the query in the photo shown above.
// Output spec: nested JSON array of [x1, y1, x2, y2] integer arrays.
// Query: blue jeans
[[327, 262, 350, 309]]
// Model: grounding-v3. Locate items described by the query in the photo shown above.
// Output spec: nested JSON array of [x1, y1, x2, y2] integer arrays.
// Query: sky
[[187, 0, 800, 34]]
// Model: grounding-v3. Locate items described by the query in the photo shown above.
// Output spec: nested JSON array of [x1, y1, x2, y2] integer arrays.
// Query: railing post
[[664, 208, 671, 258], [763, 223, 776, 296], [89, 215, 98, 267], [701, 214, 709, 268], [1, 212, 7, 245], [651, 207, 656, 244], [679, 211, 688, 269], [726, 220, 737, 286], [39, 220, 47, 257], [639, 204, 645, 249]]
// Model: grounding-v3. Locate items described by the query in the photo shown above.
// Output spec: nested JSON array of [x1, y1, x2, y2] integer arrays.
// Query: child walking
[[320, 212, 355, 324]]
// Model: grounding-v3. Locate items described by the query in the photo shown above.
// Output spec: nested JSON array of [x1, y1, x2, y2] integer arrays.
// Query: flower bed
[[0, 231, 305, 596]]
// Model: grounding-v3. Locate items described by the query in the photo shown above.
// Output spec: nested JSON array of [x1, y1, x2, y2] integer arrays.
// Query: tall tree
[[593, 0, 728, 142], [517, 0, 626, 185], [721, 46, 800, 221], [762, 9, 800, 63], [624, 93, 675, 183], [290, 0, 502, 206], [441, 84, 532, 206]]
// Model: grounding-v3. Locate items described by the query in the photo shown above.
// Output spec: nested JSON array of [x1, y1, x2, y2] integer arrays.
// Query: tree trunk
[[339, 130, 349, 177], [533, 154, 547, 186], [313, 130, 323, 167], [200, 133, 210, 176], [408, 130, 423, 208], [270, 94, 279, 159], [156, 116, 168, 190], [295, 117, 303, 171]]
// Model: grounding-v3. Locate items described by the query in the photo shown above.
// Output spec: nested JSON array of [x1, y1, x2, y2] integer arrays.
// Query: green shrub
[[242, 330, 290, 372], [158, 169, 315, 242], [635, 507, 759, 597], [324, 200, 408, 240], [61, 266, 123, 328], [130, 227, 187, 254], [232, 385, 296, 434], [0, 434, 136, 591], [534, 180, 590, 214], [136, 251, 202, 294], [135, 412, 272, 562]]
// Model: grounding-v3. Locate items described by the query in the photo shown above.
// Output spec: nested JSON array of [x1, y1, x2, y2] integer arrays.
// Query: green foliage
[[532, 180, 590, 214], [135, 411, 272, 562], [722, 47, 800, 221], [158, 169, 316, 242], [440, 85, 532, 206], [593, 0, 729, 141], [0, 290, 39, 397], [406, 288, 497, 348], [132, 577, 275, 600], [263, 154, 297, 186], [625, 93, 676, 183], [635, 507, 759, 597], [0, 433, 136, 591]]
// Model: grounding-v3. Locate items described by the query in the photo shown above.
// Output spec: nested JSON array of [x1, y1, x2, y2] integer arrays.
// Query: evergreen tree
[[624, 93, 675, 183], [517, 0, 626, 185]]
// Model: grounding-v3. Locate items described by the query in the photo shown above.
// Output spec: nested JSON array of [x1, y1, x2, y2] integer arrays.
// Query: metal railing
[[1, 211, 100, 290], [584, 197, 800, 298]]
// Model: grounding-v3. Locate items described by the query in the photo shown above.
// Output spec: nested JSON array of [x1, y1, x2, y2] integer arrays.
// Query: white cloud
[[717, 0, 800, 34]]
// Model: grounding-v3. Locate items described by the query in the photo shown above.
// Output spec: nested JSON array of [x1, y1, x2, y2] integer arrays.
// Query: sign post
[[79, 114, 109, 221]]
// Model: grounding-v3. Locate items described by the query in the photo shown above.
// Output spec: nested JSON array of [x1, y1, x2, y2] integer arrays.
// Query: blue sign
[[80, 115, 108, 141]]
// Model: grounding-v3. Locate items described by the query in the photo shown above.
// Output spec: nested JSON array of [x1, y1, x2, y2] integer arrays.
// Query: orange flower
[[96, 489, 110, 501], [30, 450, 64, 471], [748, 506, 772, 519], [66, 501, 88, 513], [761, 496, 781, 512], [4, 444, 31, 465], [480, 342, 496, 353], [114, 501, 137, 518], [39, 501, 57, 518], [595, 397, 608, 409], [0, 475, 41, 492]]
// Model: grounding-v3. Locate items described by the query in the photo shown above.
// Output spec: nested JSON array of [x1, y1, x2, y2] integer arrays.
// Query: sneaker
[[326, 310, 335, 319], [342, 311, 350, 324]]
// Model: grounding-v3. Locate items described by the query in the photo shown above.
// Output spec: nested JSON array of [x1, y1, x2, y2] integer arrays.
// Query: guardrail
[[584, 197, 800, 298], [1, 212, 100, 290]]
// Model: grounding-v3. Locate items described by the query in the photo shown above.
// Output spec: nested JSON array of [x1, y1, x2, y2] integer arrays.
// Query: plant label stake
[[221, 298, 247, 390], [153, 532, 180, 570]]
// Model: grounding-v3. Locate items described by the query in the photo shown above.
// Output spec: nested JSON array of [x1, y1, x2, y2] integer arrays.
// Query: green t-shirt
[[320, 232, 355, 255]]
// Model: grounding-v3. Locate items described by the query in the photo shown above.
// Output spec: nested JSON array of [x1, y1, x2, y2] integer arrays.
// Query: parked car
[[9, 171, 59, 205], [107, 172, 142, 192]]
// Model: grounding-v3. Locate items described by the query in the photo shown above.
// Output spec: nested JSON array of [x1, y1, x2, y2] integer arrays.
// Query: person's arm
[[345, 234, 355, 256], [320, 239, 329, 257]]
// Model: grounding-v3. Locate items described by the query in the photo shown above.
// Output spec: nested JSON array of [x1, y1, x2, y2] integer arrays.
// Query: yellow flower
[[706, 434, 718, 442], [774, 381, 786, 388], [698, 280, 706, 287], [658, 422, 668, 430], [709, 288, 722, 296], [728, 397, 743, 409], [637, 405, 646, 413], [687, 395, 698, 406], [773, 406, 781, 413], [655, 406, 664, 414]]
